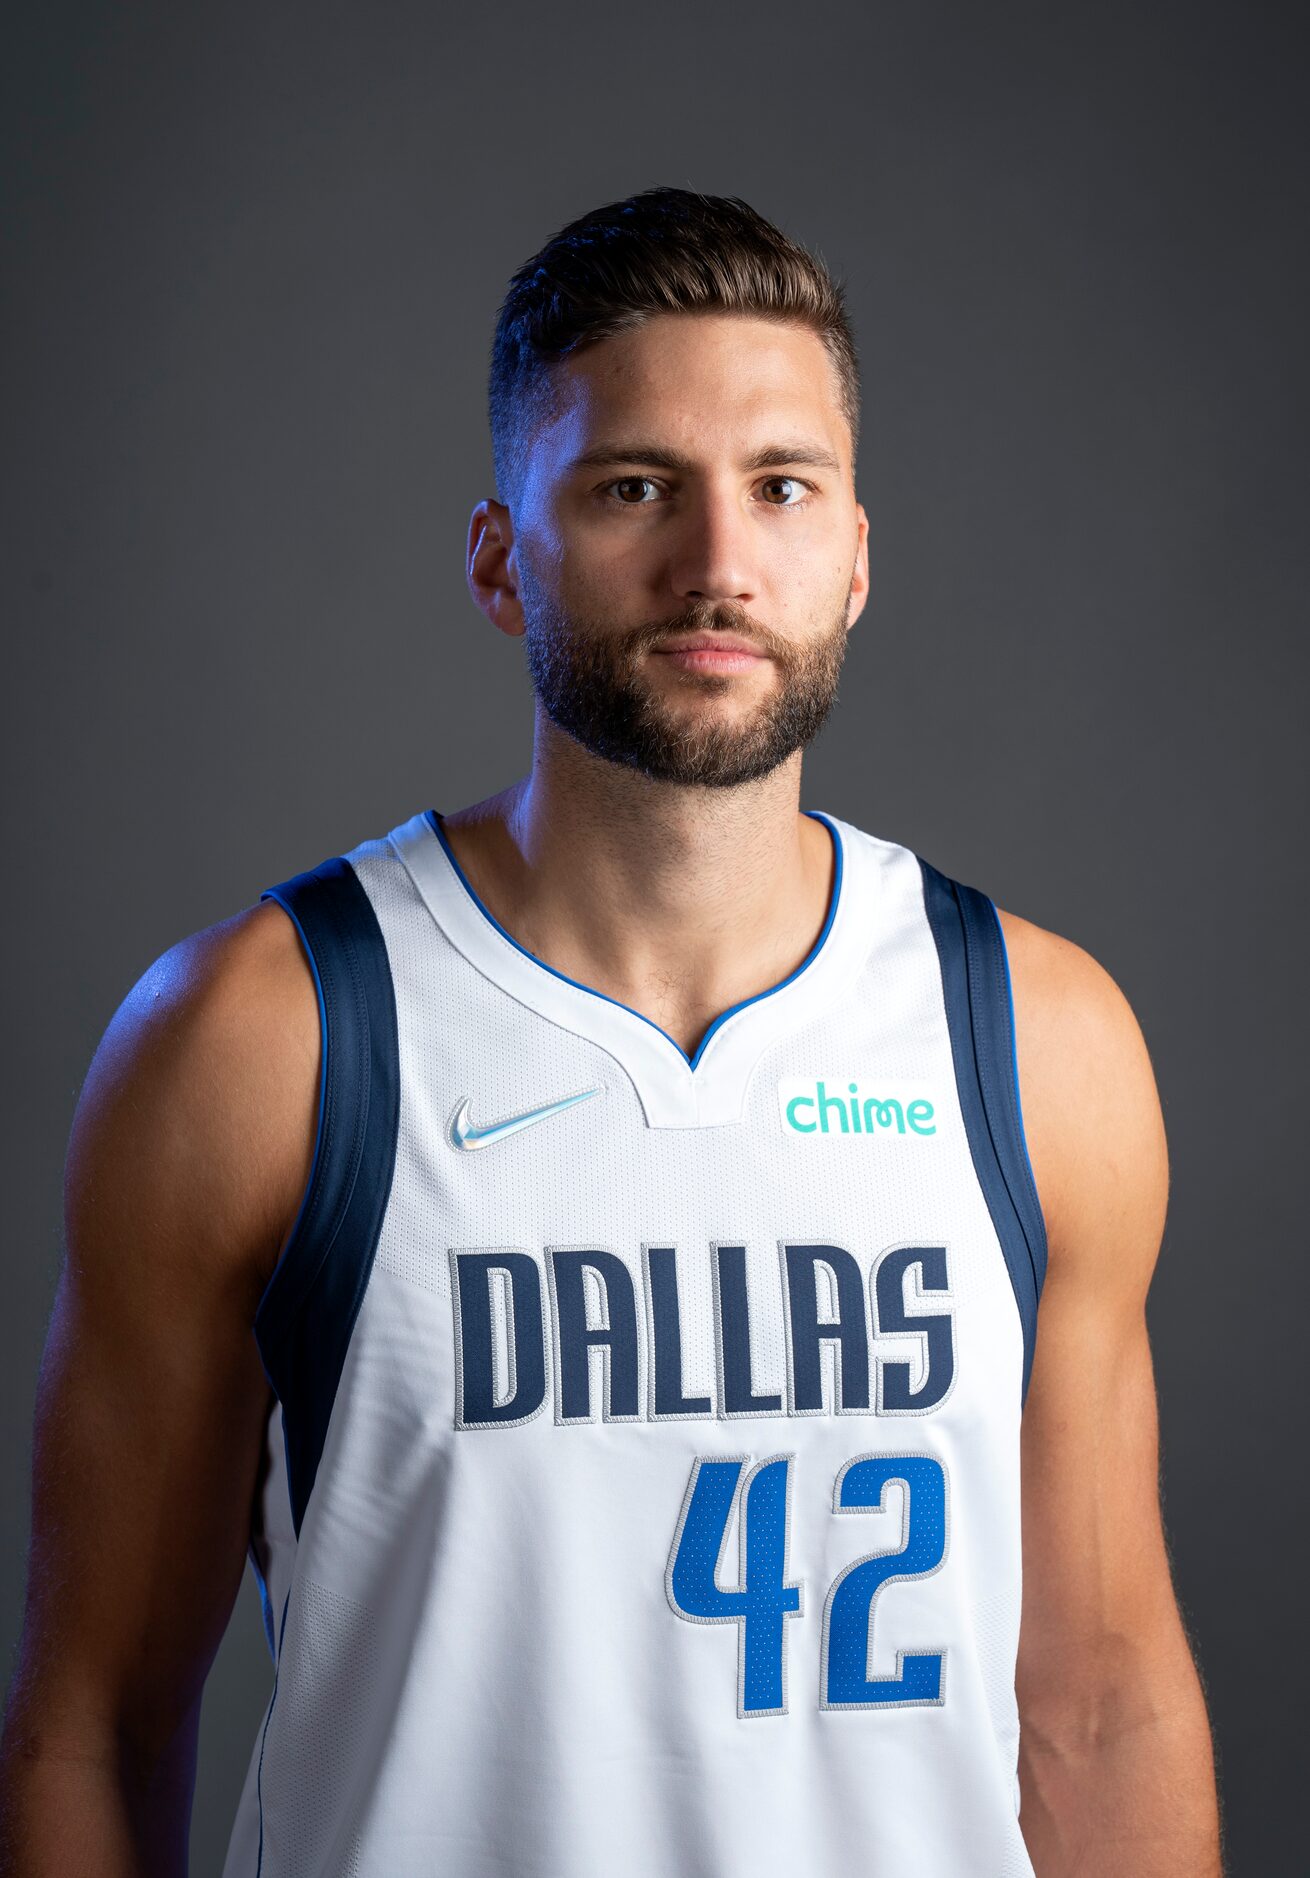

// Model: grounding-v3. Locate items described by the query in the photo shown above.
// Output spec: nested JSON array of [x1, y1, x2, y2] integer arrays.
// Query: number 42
[[666, 1452, 948, 1718]]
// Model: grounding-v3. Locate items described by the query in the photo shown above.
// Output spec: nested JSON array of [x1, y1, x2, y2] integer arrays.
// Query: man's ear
[[466, 499, 526, 639], [846, 502, 870, 629]]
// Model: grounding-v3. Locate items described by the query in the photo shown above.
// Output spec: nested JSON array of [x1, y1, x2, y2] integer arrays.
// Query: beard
[[518, 567, 851, 790]]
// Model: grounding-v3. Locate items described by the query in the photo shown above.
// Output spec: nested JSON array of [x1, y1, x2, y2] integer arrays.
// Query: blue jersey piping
[[253, 857, 401, 1536], [918, 860, 1049, 1405], [424, 807, 844, 1071]]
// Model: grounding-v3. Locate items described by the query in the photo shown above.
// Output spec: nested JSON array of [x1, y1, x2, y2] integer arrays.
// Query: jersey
[[221, 805, 1047, 1878]]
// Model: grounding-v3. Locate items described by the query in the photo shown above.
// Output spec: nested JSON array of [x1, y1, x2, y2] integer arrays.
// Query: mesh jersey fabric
[[220, 807, 1045, 1878]]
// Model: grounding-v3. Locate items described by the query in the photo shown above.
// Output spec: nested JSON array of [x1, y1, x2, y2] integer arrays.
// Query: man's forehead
[[537, 316, 848, 468]]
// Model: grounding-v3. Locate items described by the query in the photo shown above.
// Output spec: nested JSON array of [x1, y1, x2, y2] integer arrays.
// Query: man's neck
[[436, 732, 836, 1059]]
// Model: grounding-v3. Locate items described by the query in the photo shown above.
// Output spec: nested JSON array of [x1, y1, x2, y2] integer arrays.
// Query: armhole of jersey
[[918, 859, 1049, 1406], [253, 856, 401, 1535]]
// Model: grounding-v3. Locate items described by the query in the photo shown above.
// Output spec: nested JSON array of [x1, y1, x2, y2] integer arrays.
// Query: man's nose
[[666, 490, 760, 607]]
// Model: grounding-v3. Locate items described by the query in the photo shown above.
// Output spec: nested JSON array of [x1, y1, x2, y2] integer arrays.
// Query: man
[[0, 187, 1220, 1875]]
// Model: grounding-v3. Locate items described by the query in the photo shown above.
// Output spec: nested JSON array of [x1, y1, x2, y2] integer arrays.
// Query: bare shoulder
[[0, 900, 320, 1794], [994, 907, 1168, 1294], [68, 894, 320, 1317]]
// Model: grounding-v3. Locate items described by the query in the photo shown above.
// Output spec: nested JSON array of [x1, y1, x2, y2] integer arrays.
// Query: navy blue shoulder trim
[[918, 860, 1048, 1405], [254, 855, 400, 1535]]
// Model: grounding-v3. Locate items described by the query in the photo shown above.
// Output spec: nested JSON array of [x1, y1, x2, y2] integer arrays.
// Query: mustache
[[625, 604, 786, 660]]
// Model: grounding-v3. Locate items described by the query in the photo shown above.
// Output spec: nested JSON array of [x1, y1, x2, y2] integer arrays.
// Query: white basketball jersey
[[221, 806, 1046, 1878]]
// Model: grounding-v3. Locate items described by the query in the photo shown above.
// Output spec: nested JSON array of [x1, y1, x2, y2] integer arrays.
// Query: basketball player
[[0, 189, 1221, 1875]]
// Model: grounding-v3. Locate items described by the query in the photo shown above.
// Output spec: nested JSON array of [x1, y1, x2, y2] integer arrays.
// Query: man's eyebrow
[[567, 441, 843, 475]]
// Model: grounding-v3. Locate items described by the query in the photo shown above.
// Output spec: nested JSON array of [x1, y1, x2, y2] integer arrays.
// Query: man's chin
[[614, 720, 793, 789], [632, 697, 781, 753], [633, 667, 778, 727]]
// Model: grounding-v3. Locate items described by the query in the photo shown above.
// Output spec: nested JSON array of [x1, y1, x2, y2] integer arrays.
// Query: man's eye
[[606, 477, 661, 504], [759, 476, 810, 506]]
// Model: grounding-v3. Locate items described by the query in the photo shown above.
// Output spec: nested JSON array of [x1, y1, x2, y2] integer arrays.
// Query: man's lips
[[650, 635, 768, 673]]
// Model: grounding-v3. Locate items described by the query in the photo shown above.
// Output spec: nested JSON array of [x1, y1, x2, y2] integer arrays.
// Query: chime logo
[[778, 1080, 939, 1138]]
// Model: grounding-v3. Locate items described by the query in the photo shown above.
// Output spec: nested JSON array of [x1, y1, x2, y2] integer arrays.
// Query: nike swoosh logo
[[448, 1087, 602, 1151]]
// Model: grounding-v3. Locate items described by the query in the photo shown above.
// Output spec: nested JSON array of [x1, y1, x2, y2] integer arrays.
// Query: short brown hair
[[488, 186, 860, 509]]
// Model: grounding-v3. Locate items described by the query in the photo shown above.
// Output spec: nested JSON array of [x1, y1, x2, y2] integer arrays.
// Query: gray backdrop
[[3, 3, 1305, 1871]]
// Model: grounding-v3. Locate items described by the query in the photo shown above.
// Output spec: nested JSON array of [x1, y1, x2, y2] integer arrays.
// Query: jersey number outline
[[666, 1452, 948, 1717]]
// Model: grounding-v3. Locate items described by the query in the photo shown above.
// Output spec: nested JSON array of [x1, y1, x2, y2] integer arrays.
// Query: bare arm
[[0, 902, 318, 1876], [1001, 910, 1221, 1876]]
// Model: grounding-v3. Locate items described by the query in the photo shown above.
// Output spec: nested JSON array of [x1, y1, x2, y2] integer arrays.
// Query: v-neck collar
[[387, 806, 875, 1129]]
